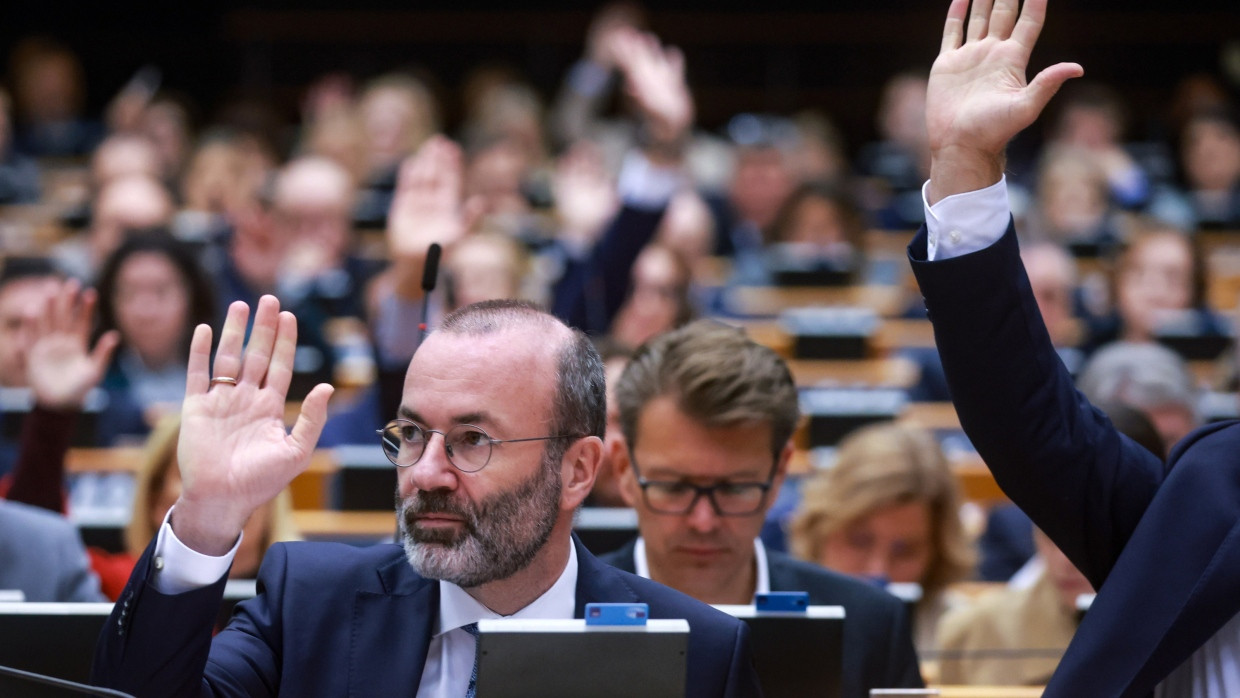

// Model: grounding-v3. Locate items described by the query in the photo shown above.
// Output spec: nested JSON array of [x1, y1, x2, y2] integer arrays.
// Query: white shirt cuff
[[921, 176, 1011, 261], [150, 506, 241, 595], [617, 150, 683, 211]]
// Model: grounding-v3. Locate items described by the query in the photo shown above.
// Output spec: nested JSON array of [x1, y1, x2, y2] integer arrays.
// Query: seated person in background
[[740, 180, 867, 287], [0, 87, 41, 204], [1023, 145, 1125, 251], [93, 296, 760, 697], [1082, 224, 1227, 356], [607, 242, 695, 349], [55, 173, 175, 283], [603, 320, 923, 697], [1040, 82, 1152, 211], [1177, 106, 1240, 229], [856, 70, 931, 230], [0, 258, 61, 476], [8, 37, 102, 158], [0, 499, 105, 602], [788, 422, 975, 653], [93, 230, 216, 445], [937, 528, 1093, 686], [1076, 341, 1201, 451]]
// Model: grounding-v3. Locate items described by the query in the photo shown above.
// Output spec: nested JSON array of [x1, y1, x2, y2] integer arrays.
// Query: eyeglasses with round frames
[[631, 459, 774, 516], [377, 419, 581, 473]]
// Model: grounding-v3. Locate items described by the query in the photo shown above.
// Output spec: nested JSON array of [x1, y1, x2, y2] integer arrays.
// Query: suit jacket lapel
[[348, 555, 439, 697], [574, 536, 640, 617]]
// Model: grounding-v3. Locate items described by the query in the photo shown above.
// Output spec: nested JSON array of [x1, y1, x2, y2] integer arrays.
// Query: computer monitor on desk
[[714, 603, 845, 698], [475, 617, 688, 698], [0, 602, 114, 684]]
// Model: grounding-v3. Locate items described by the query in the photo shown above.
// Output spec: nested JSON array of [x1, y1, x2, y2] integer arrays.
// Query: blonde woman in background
[[91, 415, 300, 598], [789, 422, 975, 652]]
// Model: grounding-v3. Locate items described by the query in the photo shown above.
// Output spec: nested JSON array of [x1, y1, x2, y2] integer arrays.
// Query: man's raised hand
[[26, 280, 119, 411], [172, 296, 333, 556], [611, 27, 694, 152], [926, 0, 1083, 203]]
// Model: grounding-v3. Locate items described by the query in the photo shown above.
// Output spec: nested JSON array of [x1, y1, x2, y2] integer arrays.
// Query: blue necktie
[[462, 622, 481, 698]]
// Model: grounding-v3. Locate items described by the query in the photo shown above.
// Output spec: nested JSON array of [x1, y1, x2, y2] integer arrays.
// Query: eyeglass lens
[[644, 481, 767, 515], [380, 421, 493, 472]]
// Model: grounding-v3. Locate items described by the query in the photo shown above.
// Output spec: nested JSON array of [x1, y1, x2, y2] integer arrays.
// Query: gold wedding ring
[[210, 376, 239, 386]]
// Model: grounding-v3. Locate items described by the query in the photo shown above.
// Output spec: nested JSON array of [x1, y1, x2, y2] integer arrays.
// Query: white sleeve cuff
[[150, 506, 241, 595], [617, 150, 684, 211], [921, 176, 1011, 261]]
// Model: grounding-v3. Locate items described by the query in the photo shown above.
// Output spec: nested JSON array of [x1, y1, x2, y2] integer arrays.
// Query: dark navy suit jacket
[[910, 222, 1240, 697], [92, 536, 762, 697], [601, 540, 923, 698]]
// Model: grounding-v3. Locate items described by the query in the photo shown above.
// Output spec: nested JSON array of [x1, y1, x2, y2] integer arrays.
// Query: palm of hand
[[27, 334, 101, 409], [389, 191, 463, 257], [177, 385, 306, 521], [927, 38, 1040, 157]]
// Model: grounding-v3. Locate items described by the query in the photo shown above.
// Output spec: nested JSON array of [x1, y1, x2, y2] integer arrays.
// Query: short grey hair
[[1077, 341, 1199, 424], [439, 300, 606, 462]]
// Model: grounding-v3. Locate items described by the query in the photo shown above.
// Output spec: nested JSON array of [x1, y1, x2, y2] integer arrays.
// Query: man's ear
[[613, 438, 641, 508], [560, 435, 603, 510]]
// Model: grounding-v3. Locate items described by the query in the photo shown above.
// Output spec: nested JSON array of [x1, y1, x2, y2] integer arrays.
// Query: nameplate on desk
[[801, 388, 906, 446], [781, 307, 879, 360]]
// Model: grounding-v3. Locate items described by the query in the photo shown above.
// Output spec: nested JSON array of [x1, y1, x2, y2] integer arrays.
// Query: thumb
[[1025, 62, 1084, 115], [90, 330, 122, 376], [289, 382, 334, 454]]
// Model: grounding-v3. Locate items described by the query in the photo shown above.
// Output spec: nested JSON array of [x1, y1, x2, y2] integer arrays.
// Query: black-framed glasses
[[631, 460, 774, 516], [377, 419, 581, 473]]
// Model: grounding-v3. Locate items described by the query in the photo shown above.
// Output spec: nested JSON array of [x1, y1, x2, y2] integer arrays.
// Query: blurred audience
[[789, 422, 975, 652], [93, 230, 215, 445], [937, 529, 1093, 686]]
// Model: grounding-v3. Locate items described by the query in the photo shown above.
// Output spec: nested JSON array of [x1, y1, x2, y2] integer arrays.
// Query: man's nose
[[685, 492, 721, 533], [402, 432, 459, 495]]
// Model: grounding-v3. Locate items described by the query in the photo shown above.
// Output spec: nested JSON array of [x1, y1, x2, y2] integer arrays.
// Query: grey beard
[[397, 458, 561, 588]]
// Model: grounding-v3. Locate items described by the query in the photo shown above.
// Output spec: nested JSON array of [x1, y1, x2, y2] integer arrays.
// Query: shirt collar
[[435, 539, 578, 636], [632, 537, 770, 595]]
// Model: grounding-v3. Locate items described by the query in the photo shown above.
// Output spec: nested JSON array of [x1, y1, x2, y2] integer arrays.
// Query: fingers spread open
[[91, 330, 121, 377], [186, 324, 214, 396], [288, 382, 334, 456], [1012, 0, 1049, 53], [213, 301, 250, 385], [940, 0, 970, 53], [263, 310, 300, 397], [240, 295, 281, 385], [77, 288, 99, 344], [966, 0, 994, 41]]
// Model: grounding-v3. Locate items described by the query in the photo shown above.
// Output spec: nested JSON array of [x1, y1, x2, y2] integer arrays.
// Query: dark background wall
[[5, 1, 1239, 153]]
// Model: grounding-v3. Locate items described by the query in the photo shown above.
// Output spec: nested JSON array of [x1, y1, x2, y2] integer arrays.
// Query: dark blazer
[[600, 540, 923, 698], [910, 222, 1240, 697], [92, 535, 762, 697]]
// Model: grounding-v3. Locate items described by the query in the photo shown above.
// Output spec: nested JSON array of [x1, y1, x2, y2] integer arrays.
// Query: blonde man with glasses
[[602, 320, 922, 697]]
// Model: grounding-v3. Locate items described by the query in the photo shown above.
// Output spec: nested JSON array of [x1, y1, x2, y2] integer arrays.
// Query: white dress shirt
[[922, 176, 1240, 696], [151, 508, 580, 697], [631, 536, 770, 596]]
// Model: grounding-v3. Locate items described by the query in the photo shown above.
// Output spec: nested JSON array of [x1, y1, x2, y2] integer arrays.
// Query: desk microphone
[[418, 243, 442, 344]]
